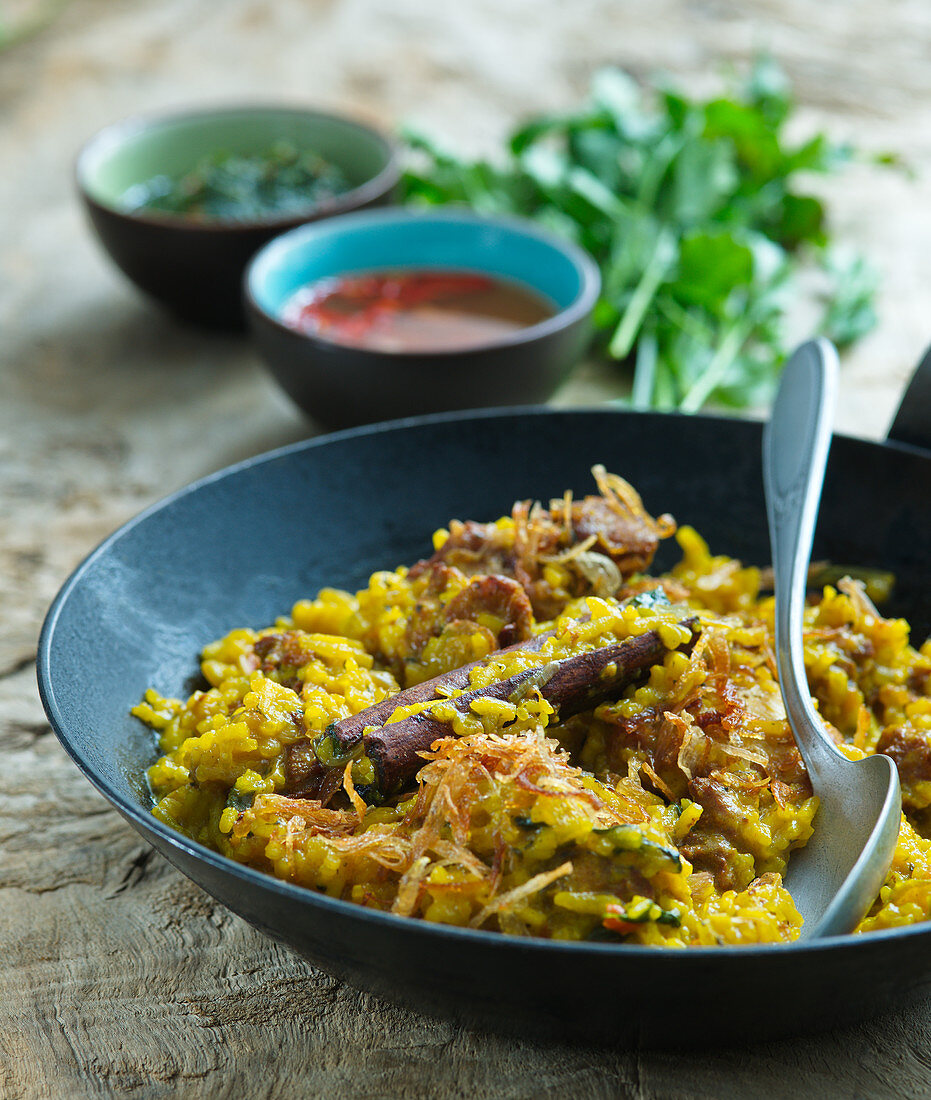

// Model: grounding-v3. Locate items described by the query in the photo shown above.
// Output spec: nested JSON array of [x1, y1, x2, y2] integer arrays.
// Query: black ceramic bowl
[[243, 208, 601, 429], [76, 105, 400, 328], [36, 360, 931, 1048]]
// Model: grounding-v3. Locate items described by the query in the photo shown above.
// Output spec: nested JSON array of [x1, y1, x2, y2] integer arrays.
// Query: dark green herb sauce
[[121, 141, 351, 222]]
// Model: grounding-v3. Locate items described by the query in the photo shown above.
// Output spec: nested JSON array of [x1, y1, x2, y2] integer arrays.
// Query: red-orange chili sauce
[[280, 269, 556, 352]]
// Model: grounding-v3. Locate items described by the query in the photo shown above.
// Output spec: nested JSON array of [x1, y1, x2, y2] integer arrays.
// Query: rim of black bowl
[[75, 103, 401, 233], [35, 404, 931, 962], [243, 206, 603, 359]]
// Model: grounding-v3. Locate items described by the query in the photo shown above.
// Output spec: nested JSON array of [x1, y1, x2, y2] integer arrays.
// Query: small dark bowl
[[243, 208, 601, 429], [76, 105, 400, 329]]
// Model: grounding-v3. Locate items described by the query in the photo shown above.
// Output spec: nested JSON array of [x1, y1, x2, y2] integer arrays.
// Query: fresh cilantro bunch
[[401, 58, 881, 411]]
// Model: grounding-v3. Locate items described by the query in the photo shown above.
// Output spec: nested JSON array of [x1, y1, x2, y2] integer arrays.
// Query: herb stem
[[608, 229, 676, 360], [631, 327, 659, 409], [678, 314, 755, 413]]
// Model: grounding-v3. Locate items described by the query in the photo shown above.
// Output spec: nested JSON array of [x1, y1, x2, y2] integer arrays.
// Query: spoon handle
[[763, 339, 843, 780]]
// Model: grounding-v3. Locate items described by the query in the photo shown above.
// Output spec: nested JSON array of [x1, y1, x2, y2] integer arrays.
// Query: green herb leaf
[[819, 248, 879, 347], [673, 230, 755, 313], [400, 58, 889, 411]]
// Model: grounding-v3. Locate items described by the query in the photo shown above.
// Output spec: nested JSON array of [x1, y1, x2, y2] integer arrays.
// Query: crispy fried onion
[[669, 711, 702, 781], [247, 729, 644, 923], [718, 743, 769, 768], [569, 552, 623, 597], [390, 730, 634, 919], [240, 795, 411, 870], [589, 464, 677, 540], [512, 465, 674, 583], [468, 862, 574, 929], [837, 575, 881, 620], [639, 758, 676, 801], [666, 709, 769, 783]]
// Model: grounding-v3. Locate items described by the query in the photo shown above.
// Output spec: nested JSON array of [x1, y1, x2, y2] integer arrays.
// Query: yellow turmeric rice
[[134, 467, 931, 945]]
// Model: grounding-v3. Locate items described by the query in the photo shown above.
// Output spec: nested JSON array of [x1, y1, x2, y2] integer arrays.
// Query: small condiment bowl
[[244, 207, 601, 429], [76, 105, 400, 328]]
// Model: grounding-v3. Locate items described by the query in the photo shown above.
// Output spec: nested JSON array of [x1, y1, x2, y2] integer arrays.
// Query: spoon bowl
[[784, 751, 901, 936], [763, 339, 902, 938]]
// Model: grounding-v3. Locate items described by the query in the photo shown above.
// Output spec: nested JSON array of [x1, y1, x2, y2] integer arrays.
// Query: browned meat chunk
[[283, 738, 325, 798], [877, 723, 931, 807], [402, 561, 463, 660], [399, 565, 534, 678], [570, 495, 663, 576], [598, 661, 814, 890], [678, 830, 749, 892], [443, 574, 534, 647], [411, 467, 675, 621], [252, 631, 307, 693], [409, 519, 518, 582]]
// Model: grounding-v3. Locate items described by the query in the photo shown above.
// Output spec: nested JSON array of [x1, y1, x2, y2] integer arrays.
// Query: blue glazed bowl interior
[[247, 209, 597, 324]]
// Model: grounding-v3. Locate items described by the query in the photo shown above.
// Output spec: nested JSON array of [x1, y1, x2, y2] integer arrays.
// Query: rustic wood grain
[[2, 1, 931, 1096]]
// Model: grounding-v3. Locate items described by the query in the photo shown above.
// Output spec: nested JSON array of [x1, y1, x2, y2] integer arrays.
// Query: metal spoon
[[763, 338, 901, 939]]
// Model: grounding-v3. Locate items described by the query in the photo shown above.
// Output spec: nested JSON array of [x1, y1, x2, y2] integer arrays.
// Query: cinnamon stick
[[327, 630, 553, 758], [365, 621, 699, 795], [283, 619, 698, 800], [282, 630, 552, 798]]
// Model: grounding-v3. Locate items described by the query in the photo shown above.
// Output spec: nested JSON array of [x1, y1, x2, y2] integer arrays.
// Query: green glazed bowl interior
[[77, 106, 397, 223]]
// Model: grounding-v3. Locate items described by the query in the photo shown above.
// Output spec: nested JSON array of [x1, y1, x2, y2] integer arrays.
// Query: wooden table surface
[[2, 2, 930, 1096]]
